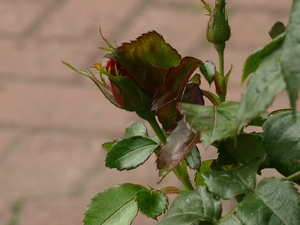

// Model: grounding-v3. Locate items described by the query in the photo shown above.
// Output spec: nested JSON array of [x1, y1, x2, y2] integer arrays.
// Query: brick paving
[[0, 0, 295, 224]]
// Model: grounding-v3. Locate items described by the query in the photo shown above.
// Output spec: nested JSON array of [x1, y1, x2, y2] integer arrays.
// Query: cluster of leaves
[[64, 0, 300, 224]]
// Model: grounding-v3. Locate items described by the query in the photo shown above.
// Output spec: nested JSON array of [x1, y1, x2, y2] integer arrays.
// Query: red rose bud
[[98, 59, 153, 112], [105, 59, 129, 107]]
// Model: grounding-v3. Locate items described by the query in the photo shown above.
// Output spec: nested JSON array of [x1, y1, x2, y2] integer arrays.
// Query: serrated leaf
[[152, 57, 202, 110], [216, 215, 243, 225], [202, 157, 264, 199], [106, 136, 158, 170], [157, 186, 221, 225], [262, 112, 300, 180], [180, 101, 239, 148], [157, 120, 199, 179], [236, 47, 286, 131], [107, 31, 181, 97], [84, 183, 144, 225], [237, 178, 300, 225], [185, 146, 201, 171], [124, 122, 149, 138], [136, 189, 168, 219], [195, 160, 213, 186], [242, 33, 285, 82], [223, 133, 267, 165], [281, 0, 300, 113], [200, 60, 216, 85]]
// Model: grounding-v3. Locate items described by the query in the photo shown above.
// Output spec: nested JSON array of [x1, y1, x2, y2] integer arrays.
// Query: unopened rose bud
[[105, 59, 129, 107], [206, 0, 231, 44]]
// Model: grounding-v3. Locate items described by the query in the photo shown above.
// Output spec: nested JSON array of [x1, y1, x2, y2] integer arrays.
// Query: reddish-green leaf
[[107, 31, 181, 97], [156, 99, 182, 132], [157, 120, 199, 179], [157, 81, 204, 132], [152, 57, 202, 110]]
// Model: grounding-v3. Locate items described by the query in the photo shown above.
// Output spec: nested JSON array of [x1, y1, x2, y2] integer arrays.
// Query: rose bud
[[105, 59, 129, 107], [93, 59, 153, 112], [206, 0, 231, 44]]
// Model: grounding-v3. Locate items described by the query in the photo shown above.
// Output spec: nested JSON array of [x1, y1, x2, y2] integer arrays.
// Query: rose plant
[[63, 0, 300, 224]]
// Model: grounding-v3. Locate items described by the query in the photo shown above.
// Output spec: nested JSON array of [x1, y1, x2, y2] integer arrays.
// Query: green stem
[[136, 111, 194, 191], [214, 42, 226, 102], [136, 111, 166, 143], [173, 164, 195, 191], [286, 171, 300, 181]]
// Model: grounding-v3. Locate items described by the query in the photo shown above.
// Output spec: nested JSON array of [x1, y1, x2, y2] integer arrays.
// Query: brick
[[18, 196, 163, 225], [0, 1, 51, 36], [18, 197, 89, 225], [0, 199, 14, 225], [0, 82, 138, 135], [0, 130, 20, 162], [35, 0, 143, 39], [0, 39, 97, 82], [227, 10, 290, 50], [0, 133, 108, 199]]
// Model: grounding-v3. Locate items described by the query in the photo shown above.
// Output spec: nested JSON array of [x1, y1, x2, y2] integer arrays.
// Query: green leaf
[[216, 215, 243, 225], [269, 21, 286, 39], [180, 101, 239, 148], [242, 33, 285, 82], [202, 157, 264, 199], [102, 140, 117, 151], [212, 142, 236, 170], [157, 120, 199, 179], [84, 183, 144, 225], [262, 112, 300, 180], [281, 0, 300, 113], [237, 178, 300, 225], [108, 31, 181, 97], [152, 57, 202, 111], [236, 47, 286, 131], [106, 136, 158, 170], [195, 160, 213, 186], [223, 133, 267, 165], [124, 122, 149, 138], [158, 186, 221, 225], [136, 189, 168, 219], [200, 60, 216, 85], [185, 146, 201, 171]]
